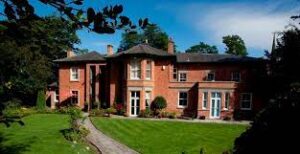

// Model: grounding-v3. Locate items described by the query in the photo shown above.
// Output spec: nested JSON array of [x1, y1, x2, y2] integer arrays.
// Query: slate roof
[[54, 51, 105, 63], [176, 53, 263, 63], [108, 43, 174, 58]]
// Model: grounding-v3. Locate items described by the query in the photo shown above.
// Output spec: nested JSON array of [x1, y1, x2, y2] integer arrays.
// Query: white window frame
[[54, 89, 59, 103], [145, 61, 151, 80], [178, 71, 187, 82], [70, 67, 79, 81], [240, 93, 252, 110], [178, 91, 188, 108], [173, 67, 177, 80], [130, 59, 141, 80], [231, 71, 241, 82], [202, 92, 208, 109], [145, 91, 151, 109], [207, 72, 215, 81], [70, 90, 80, 106], [224, 92, 230, 110]]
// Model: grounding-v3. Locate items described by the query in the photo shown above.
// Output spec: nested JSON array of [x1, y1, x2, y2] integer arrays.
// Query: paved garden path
[[80, 113, 139, 154]]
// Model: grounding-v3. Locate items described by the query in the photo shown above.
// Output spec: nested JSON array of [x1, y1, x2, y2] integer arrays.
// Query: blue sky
[[30, 0, 300, 57]]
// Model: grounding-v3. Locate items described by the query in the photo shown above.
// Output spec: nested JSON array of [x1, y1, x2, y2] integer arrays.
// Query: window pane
[[173, 67, 177, 79]]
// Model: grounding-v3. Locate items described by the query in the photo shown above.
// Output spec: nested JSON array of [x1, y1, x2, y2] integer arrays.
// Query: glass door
[[210, 92, 221, 118], [130, 91, 140, 116]]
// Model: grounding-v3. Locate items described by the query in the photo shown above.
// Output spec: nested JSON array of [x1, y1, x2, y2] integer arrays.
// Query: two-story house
[[50, 40, 264, 119]]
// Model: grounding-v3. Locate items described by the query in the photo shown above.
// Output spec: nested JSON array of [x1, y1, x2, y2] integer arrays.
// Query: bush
[[151, 96, 167, 115], [61, 126, 90, 142], [89, 109, 106, 117], [167, 112, 176, 119], [139, 108, 152, 118], [105, 107, 116, 117], [3, 107, 38, 118], [199, 115, 206, 120], [36, 90, 46, 110], [3, 98, 22, 109], [223, 116, 232, 121], [114, 103, 125, 115]]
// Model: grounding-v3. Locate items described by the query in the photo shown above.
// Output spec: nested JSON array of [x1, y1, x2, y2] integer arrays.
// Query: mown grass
[[92, 118, 247, 154], [0, 114, 93, 154]]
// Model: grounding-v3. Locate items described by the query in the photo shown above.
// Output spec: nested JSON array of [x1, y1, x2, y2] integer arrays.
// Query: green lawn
[[92, 118, 247, 154], [0, 114, 93, 154]]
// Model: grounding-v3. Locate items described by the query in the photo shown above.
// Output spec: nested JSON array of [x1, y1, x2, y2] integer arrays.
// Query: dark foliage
[[151, 96, 167, 112], [0, 0, 148, 34], [233, 26, 300, 153], [186, 42, 218, 54], [119, 24, 171, 51]]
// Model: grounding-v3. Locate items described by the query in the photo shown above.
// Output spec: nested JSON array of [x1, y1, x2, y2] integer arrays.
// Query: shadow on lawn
[[0, 132, 31, 154]]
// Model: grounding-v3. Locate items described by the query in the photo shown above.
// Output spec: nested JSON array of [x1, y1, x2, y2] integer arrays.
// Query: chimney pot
[[67, 48, 75, 57], [167, 37, 174, 54], [107, 44, 114, 56]]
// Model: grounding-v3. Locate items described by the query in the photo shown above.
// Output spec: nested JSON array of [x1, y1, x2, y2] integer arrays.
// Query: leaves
[[4, 2, 16, 20], [87, 8, 95, 23]]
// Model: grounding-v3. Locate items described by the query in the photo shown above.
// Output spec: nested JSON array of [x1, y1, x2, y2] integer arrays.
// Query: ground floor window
[[240, 93, 252, 110], [145, 91, 151, 109], [71, 90, 79, 105], [202, 92, 208, 109], [54, 89, 59, 103], [178, 92, 188, 107], [225, 92, 230, 109]]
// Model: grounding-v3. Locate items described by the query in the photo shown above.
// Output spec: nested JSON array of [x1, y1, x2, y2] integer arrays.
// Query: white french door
[[130, 91, 140, 116], [210, 92, 221, 118]]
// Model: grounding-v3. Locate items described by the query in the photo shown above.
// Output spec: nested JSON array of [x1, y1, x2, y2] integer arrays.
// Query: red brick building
[[50, 40, 264, 119]]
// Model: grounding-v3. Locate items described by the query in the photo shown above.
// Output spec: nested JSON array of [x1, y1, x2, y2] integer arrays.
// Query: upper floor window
[[146, 61, 151, 80], [225, 92, 230, 110], [178, 92, 188, 108], [70, 67, 79, 81], [240, 93, 252, 110], [202, 92, 208, 109], [207, 72, 215, 81], [173, 67, 177, 80], [179, 72, 187, 82], [232, 71, 241, 82], [130, 59, 141, 80]]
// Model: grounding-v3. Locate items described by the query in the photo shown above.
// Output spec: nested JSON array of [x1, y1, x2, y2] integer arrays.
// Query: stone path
[[80, 114, 139, 154]]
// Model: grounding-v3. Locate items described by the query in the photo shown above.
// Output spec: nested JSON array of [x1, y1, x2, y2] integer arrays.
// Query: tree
[[222, 35, 248, 56], [232, 27, 300, 154], [0, 0, 148, 35], [119, 24, 170, 51], [36, 90, 46, 110], [0, 17, 79, 105], [186, 42, 218, 54]]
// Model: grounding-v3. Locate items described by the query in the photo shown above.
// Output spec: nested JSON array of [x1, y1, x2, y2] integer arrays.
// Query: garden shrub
[[61, 106, 89, 142], [3, 98, 22, 109], [105, 107, 116, 117], [89, 109, 106, 117], [151, 96, 167, 116], [199, 115, 206, 120], [167, 112, 176, 119], [36, 90, 46, 110], [223, 116, 232, 121], [114, 103, 125, 115], [139, 108, 152, 118]]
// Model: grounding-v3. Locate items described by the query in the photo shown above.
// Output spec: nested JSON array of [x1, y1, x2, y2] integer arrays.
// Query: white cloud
[[179, 1, 300, 51]]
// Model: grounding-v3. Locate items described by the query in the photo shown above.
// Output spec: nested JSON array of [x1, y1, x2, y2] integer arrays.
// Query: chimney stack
[[107, 44, 114, 56], [167, 37, 174, 54], [67, 48, 75, 57]]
